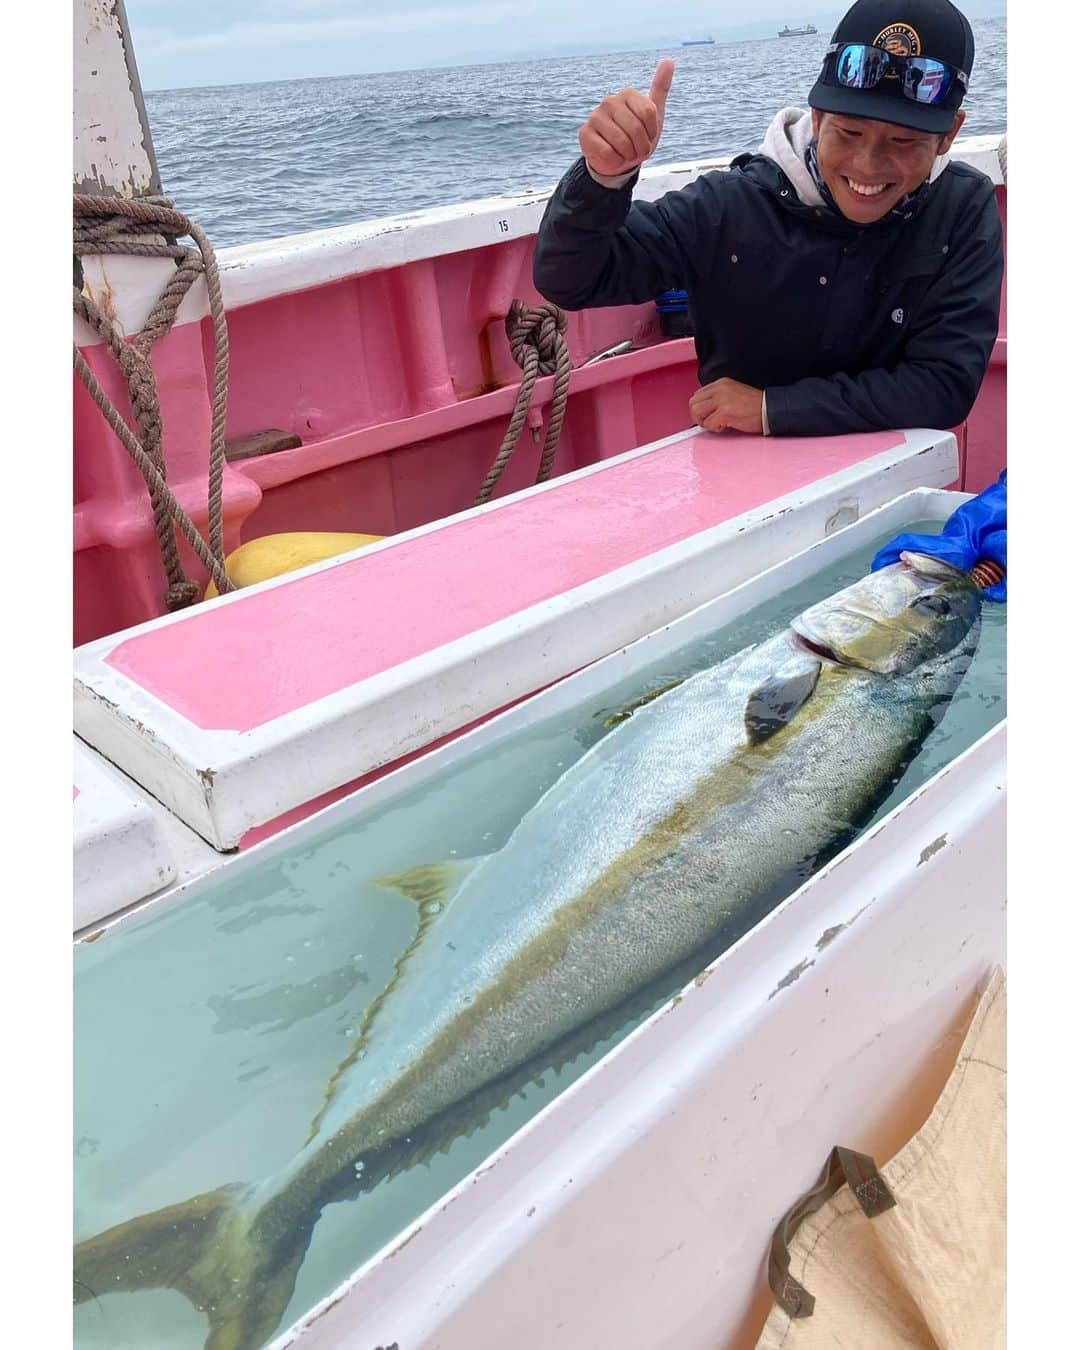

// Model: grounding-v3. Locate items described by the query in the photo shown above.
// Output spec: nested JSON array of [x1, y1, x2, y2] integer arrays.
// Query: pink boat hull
[[73, 178, 1006, 648]]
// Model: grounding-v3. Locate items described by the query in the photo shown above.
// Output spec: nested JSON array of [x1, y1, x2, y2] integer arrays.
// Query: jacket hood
[[758, 107, 950, 209]]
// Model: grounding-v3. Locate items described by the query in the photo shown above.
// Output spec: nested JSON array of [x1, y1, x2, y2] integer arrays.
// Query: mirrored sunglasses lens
[[903, 58, 953, 104], [835, 44, 888, 88]]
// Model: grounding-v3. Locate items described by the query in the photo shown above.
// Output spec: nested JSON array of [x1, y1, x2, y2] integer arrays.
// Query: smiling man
[[533, 0, 1003, 438]]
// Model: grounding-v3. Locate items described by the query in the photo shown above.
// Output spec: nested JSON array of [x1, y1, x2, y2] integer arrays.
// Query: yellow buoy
[[205, 531, 385, 599]]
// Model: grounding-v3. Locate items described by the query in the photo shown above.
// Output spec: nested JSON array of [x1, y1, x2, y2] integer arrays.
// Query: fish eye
[[909, 593, 951, 616]]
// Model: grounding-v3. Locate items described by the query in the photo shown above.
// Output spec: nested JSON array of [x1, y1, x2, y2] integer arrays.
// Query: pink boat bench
[[74, 425, 958, 851]]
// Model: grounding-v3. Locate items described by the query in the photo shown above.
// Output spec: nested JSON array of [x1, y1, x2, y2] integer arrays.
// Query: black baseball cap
[[808, 0, 975, 133]]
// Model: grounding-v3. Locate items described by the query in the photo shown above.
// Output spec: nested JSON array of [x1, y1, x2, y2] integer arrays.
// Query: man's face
[[812, 109, 965, 224]]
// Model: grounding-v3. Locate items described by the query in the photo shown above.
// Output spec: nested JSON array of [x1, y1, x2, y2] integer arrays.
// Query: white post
[[74, 0, 161, 198]]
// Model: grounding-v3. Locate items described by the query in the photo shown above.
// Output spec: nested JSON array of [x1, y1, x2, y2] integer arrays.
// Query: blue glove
[[871, 471, 1006, 602]]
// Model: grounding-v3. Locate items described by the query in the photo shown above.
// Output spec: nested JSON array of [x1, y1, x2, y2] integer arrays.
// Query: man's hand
[[690, 378, 765, 435], [579, 59, 674, 178]]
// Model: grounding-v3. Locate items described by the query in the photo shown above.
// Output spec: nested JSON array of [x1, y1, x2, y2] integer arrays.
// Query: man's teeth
[[845, 178, 889, 197]]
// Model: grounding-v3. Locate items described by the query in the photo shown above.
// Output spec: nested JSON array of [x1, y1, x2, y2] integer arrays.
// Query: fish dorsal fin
[[375, 860, 476, 908], [304, 857, 480, 1144], [744, 662, 821, 745]]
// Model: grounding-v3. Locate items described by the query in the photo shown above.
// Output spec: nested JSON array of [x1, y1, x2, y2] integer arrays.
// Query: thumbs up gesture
[[579, 59, 675, 178]]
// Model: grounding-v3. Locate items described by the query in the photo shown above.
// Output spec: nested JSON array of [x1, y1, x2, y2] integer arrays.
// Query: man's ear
[[811, 109, 824, 138], [936, 108, 966, 155]]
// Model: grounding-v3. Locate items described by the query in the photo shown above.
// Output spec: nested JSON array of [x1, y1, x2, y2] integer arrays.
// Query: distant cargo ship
[[681, 37, 716, 46], [778, 23, 818, 37]]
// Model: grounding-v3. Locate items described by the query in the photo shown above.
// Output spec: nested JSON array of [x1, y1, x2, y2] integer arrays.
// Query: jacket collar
[[753, 106, 948, 230]]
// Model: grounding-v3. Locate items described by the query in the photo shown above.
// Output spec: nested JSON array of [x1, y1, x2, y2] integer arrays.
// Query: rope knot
[[164, 579, 202, 611], [505, 300, 569, 377], [474, 299, 573, 506]]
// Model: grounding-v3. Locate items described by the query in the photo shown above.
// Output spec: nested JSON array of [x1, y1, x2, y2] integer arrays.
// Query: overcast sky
[[124, 0, 1005, 91]]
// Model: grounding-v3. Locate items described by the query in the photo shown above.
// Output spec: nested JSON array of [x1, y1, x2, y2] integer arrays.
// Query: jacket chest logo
[[892, 307, 905, 324]]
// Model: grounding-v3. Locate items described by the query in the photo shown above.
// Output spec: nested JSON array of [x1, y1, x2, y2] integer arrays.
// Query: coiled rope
[[474, 300, 572, 506], [997, 133, 1007, 185], [73, 194, 235, 606]]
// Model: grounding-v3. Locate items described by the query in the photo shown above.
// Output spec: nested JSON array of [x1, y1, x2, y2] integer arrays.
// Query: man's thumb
[[649, 58, 675, 121]]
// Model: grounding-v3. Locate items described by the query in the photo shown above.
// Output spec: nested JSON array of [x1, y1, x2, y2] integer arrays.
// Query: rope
[[73, 194, 235, 606], [73, 349, 233, 599], [997, 133, 1007, 185], [474, 300, 572, 507]]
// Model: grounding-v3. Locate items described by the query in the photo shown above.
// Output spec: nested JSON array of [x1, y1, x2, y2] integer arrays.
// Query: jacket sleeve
[[764, 187, 1004, 436], [532, 156, 702, 308]]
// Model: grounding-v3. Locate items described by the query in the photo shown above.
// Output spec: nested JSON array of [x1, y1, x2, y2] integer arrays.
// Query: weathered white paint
[[72, 134, 1005, 343], [72, 431, 957, 853], [272, 723, 1005, 1350], [73, 0, 158, 197], [73, 737, 176, 929]]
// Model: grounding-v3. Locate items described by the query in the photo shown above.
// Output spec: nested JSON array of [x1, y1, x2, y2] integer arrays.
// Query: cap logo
[[874, 23, 918, 57], [874, 23, 922, 57]]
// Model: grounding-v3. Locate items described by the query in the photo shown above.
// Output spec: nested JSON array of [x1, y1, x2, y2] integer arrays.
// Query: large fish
[[74, 552, 982, 1349]]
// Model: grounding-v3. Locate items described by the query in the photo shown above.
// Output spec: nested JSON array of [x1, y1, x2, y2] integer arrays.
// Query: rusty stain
[[80, 928, 106, 944], [768, 957, 814, 1000], [918, 834, 949, 865], [475, 323, 507, 397]]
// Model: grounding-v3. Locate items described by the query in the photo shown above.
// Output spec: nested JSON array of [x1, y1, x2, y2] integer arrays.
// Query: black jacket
[[533, 153, 1003, 436]]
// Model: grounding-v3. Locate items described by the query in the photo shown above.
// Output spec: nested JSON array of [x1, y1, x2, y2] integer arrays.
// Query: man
[[533, 0, 1003, 438]]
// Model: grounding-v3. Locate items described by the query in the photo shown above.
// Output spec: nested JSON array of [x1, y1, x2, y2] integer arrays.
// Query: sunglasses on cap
[[826, 42, 968, 106]]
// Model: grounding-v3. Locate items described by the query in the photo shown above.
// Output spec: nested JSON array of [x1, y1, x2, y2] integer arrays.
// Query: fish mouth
[[791, 630, 851, 666]]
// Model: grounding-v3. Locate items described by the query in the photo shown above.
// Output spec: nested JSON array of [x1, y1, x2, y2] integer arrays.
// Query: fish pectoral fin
[[744, 662, 822, 745], [374, 859, 479, 909]]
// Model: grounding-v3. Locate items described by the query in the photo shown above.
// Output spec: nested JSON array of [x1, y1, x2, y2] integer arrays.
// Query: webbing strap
[[767, 1145, 896, 1319]]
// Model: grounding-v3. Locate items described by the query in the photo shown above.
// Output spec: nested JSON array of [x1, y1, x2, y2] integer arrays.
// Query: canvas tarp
[[756, 966, 1005, 1349]]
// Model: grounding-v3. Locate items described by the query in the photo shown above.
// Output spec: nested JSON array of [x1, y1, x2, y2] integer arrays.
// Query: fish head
[[790, 552, 981, 676]]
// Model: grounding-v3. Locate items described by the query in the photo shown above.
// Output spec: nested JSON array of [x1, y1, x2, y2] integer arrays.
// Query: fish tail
[[74, 1181, 319, 1350]]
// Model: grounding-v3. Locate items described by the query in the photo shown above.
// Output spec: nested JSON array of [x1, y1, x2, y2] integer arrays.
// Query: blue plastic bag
[[871, 471, 1006, 602]]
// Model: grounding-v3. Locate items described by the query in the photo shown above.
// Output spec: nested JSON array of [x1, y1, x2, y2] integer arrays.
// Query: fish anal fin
[[745, 662, 821, 746]]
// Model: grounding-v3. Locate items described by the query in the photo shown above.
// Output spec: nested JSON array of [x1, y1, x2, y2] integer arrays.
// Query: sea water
[[143, 18, 1007, 248], [74, 522, 1006, 1348]]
